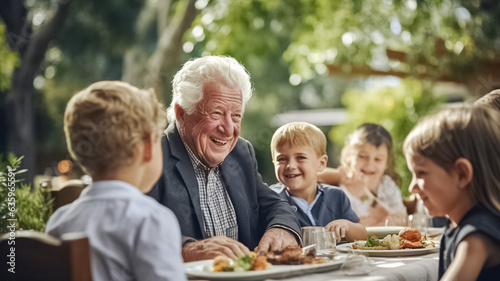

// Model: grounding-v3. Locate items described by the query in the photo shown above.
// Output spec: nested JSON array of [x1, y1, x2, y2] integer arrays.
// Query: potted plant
[[0, 154, 53, 234]]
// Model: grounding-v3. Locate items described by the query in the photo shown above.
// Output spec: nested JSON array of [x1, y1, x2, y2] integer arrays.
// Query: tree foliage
[[1, 0, 199, 178], [192, 0, 500, 182], [199, 0, 500, 83], [2, 0, 500, 183], [0, 24, 18, 90], [0, 0, 72, 180]]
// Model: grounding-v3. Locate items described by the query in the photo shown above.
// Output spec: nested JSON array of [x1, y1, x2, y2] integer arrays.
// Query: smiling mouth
[[285, 174, 301, 178], [210, 137, 228, 146]]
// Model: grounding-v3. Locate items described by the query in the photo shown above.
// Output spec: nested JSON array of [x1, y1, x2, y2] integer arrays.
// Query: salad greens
[[365, 234, 381, 247], [222, 254, 255, 272]]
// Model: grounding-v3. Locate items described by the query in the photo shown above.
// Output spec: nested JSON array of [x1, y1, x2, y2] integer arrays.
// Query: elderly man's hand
[[182, 236, 250, 262], [255, 228, 298, 254]]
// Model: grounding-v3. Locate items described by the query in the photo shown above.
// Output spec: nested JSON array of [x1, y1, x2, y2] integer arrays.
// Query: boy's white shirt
[[46, 180, 186, 281]]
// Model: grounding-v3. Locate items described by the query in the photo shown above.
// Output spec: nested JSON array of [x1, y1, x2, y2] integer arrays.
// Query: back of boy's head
[[475, 89, 500, 111], [271, 122, 326, 159], [64, 81, 167, 177], [340, 123, 399, 183], [404, 105, 500, 216]]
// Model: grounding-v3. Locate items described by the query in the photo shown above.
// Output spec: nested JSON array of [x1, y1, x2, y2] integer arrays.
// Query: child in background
[[404, 106, 500, 280], [318, 123, 407, 226], [269, 122, 367, 242], [46, 81, 186, 281], [475, 89, 500, 111]]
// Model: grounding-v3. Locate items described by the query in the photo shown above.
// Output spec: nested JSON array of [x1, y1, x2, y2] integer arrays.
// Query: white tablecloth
[[267, 253, 439, 281]]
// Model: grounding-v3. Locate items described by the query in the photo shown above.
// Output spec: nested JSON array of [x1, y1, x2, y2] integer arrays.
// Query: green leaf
[[0, 154, 53, 234], [366, 234, 380, 247]]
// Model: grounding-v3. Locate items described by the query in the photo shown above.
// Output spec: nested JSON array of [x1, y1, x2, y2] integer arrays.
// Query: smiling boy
[[270, 122, 367, 242]]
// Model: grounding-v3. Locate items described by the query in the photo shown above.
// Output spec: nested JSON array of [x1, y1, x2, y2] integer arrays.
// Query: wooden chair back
[[0, 231, 92, 281], [50, 180, 87, 211]]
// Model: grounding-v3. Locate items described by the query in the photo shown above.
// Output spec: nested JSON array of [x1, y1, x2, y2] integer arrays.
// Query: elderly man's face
[[179, 82, 243, 167]]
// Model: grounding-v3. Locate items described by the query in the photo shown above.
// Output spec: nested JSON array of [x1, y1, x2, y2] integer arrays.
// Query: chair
[[0, 231, 92, 281], [50, 179, 88, 211]]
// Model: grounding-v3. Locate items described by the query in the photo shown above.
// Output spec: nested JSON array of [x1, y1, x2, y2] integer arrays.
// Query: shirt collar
[[182, 140, 221, 172], [285, 183, 324, 199], [288, 184, 323, 207], [80, 180, 144, 198]]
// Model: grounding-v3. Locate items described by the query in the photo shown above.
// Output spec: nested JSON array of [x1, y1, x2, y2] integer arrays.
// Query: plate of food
[[337, 227, 439, 257], [184, 245, 345, 280], [366, 226, 405, 239]]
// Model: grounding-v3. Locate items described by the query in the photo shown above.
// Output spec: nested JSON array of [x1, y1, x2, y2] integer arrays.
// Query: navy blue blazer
[[147, 128, 301, 250]]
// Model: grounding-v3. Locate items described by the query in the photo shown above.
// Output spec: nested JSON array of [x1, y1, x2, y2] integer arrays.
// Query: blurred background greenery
[[1, 0, 500, 198]]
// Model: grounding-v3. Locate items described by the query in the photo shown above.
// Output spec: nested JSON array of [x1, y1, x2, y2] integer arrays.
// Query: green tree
[[198, 0, 500, 83], [0, 0, 72, 180], [3, 0, 500, 183], [0, 0, 200, 178], [192, 0, 500, 182]]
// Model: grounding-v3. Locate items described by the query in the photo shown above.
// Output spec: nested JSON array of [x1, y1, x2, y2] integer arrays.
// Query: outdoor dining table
[[187, 251, 439, 281], [187, 227, 443, 281], [266, 252, 439, 281]]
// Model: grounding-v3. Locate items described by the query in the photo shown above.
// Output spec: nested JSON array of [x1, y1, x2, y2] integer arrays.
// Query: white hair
[[165, 55, 253, 133]]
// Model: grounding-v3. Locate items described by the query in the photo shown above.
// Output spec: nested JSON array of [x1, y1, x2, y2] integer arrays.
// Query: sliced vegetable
[[365, 234, 380, 247]]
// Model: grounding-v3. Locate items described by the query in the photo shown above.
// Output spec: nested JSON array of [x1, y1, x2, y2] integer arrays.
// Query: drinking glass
[[341, 250, 373, 276], [385, 213, 408, 226], [408, 213, 432, 235], [301, 226, 325, 247], [313, 231, 336, 258]]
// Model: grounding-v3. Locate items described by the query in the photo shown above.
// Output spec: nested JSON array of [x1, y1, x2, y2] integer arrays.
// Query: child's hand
[[325, 219, 351, 242], [338, 166, 350, 187], [341, 168, 370, 198]]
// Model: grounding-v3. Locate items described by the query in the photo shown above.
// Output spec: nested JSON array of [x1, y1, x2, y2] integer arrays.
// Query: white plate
[[184, 256, 345, 281], [366, 226, 404, 238], [337, 241, 440, 257]]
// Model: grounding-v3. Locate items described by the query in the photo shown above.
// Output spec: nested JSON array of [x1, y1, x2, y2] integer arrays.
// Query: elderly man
[[148, 56, 301, 262]]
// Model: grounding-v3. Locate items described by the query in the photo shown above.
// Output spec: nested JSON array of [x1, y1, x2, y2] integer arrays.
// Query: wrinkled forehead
[[201, 81, 243, 106]]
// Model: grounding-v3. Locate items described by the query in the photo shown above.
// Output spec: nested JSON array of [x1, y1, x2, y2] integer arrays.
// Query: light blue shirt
[[46, 181, 186, 281], [291, 191, 322, 226]]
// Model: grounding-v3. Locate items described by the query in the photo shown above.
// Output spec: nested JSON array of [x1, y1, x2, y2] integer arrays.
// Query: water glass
[[301, 226, 325, 247], [313, 231, 336, 258], [385, 213, 408, 226], [408, 213, 432, 235]]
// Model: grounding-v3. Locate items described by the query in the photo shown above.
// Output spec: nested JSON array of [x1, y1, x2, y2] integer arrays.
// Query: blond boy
[[270, 122, 367, 242], [46, 81, 186, 281]]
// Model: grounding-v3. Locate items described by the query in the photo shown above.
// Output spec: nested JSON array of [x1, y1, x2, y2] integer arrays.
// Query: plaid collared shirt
[[183, 143, 238, 240]]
